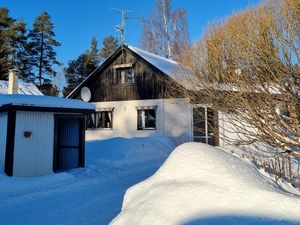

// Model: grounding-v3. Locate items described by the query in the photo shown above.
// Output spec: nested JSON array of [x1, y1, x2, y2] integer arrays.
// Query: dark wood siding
[[73, 48, 173, 102]]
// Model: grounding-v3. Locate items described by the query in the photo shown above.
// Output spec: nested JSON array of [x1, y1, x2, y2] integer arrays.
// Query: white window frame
[[86, 108, 114, 130], [192, 105, 215, 144], [137, 106, 157, 130], [117, 68, 134, 84]]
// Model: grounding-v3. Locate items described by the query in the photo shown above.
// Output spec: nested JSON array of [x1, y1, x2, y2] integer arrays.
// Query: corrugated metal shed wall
[[13, 111, 54, 176], [0, 112, 8, 172]]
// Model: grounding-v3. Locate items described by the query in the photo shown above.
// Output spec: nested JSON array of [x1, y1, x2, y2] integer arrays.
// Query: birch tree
[[141, 0, 189, 60]]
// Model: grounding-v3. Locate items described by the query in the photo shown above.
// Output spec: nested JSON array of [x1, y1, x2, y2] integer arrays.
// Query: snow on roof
[[0, 94, 95, 110], [111, 143, 300, 225], [0, 80, 43, 95], [128, 45, 193, 85], [67, 45, 196, 98]]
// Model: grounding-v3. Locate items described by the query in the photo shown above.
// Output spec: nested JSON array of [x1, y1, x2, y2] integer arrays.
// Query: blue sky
[[1, 0, 260, 67]]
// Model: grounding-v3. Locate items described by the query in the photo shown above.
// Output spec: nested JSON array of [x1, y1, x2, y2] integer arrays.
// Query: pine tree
[[0, 8, 12, 79], [64, 36, 119, 97], [40, 82, 60, 96], [90, 37, 99, 64], [11, 20, 33, 82], [0, 8, 31, 80], [99, 35, 119, 60], [87, 37, 100, 69], [28, 11, 60, 94], [63, 38, 100, 97]]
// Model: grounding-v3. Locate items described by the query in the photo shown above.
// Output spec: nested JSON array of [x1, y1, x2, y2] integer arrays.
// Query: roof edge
[[0, 104, 95, 114], [67, 45, 125, 99], [67, 44, 186, 99]]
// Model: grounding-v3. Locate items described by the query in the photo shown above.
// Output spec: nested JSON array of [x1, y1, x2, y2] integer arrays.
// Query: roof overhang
[[0, 104, 95, 114], [67, 45, 125, 99], [67, 44, 182, 99]]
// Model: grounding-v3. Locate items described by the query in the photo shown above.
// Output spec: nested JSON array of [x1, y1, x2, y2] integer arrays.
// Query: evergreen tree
[[63, 54, 88, 96], [28, 11, 60, 94], [40, 82, 59, 96], [63, 38, 100, 97], [99, 35, 119, 60], [0, 8, 31, 80], [64, 36, 119, 97], [86, 37, 100, 70], [12, 21, 33, 82], [0, 8, 13, 79], [90, 37, 100, 64]]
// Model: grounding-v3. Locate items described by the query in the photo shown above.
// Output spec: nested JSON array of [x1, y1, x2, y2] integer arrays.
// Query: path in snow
[[0, 136, 174, 225]]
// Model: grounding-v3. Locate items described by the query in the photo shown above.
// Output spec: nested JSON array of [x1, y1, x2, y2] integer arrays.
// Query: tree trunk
[[162, 0, 172, 59], [38, 31, 44, 86]]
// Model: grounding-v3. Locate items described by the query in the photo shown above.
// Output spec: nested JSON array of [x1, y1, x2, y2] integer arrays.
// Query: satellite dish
[[80, 87, 91, 102]]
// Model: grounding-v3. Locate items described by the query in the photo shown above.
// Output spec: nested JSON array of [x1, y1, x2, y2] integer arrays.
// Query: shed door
[[193, 107, 218, 146], [53, 117, 85, 172]]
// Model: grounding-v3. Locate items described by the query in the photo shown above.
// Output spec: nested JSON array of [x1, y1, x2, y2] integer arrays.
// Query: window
[[117, 68, 134, 84], [193, 107, 217, 146], [120, 71, 126, 84], [137, 108, 156, 130], [86, 111, 113, 129]]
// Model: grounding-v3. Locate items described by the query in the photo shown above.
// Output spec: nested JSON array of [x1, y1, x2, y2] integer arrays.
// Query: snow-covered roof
[[67, 45, 195, 98], [0, 80, 43, 95], [0, 94, 95, 110], [128, 45, 192, 84]]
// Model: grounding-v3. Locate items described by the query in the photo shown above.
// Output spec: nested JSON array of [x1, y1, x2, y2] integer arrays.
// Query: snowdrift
[[86, 135, 174, 167], [111, 143, 300, 225]]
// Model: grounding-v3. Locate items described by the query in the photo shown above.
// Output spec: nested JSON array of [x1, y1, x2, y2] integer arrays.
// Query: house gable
[[68, 45, 176, 102]]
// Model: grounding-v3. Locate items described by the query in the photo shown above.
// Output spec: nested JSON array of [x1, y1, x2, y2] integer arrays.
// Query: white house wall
[[218, 112, 256, 147], [0, 112, 7, 173], [86, 99, 192, 145], [88, 99, 253, 147], [13, 111, 54, 177], [163, 99, 192, 145]]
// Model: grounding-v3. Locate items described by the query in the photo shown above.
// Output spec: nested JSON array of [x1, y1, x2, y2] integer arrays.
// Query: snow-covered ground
[[0, 135, 174, 225], [111, 143, 300, 225], [2, 136, 300, 225]]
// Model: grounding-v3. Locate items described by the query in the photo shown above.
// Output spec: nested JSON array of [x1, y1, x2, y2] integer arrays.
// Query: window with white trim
[[193, 107, 216, 145], [117, 68, 134, 84], [86, 110, 113, 129], [137, 107, 156, 130]]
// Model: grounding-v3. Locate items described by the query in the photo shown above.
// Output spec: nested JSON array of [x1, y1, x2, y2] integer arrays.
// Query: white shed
[[0, 94, 95, 177]]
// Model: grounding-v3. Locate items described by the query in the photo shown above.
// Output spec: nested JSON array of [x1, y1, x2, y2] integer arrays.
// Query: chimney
[[8, 69, 18, 94]]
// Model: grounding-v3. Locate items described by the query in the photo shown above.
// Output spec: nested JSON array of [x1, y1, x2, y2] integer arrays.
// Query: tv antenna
[[110, 7, 141, 45]]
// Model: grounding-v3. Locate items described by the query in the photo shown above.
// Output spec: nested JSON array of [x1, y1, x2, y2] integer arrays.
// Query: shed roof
[[0, 81, 43, 95], [0, 94, 95, 113]]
